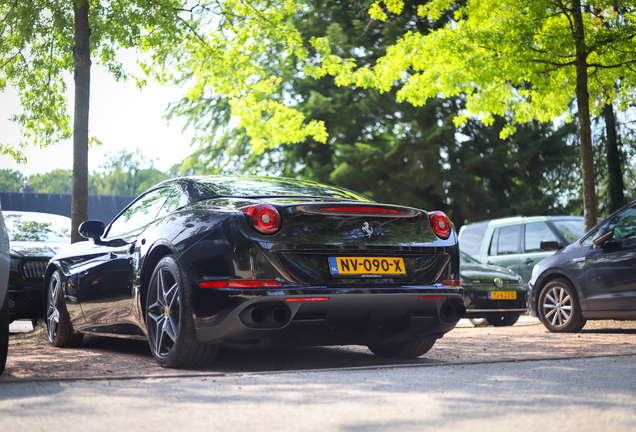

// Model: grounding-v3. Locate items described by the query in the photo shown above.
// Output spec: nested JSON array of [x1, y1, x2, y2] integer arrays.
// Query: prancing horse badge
[[362, 222, 373, 238]]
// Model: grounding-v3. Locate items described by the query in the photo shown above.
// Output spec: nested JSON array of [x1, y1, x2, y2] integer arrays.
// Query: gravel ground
[[2, 317, 635, 380]]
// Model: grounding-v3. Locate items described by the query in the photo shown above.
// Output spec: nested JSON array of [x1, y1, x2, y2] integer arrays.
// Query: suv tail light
[[241, 204, 281, 234], [430, 211, 451, 239]]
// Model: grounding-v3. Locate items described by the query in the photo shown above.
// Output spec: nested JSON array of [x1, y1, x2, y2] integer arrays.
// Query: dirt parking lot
[[2, 317, 635, 380]]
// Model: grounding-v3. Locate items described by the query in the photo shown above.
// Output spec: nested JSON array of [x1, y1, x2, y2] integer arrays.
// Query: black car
[[44, 175, 465, 368], [529, 200, 636, 332], [460, 252, 527, 326], [5, 211, 71, 323]]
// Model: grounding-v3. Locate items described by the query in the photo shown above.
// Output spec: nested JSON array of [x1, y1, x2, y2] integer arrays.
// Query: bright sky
[[0, 59, 196, 177]]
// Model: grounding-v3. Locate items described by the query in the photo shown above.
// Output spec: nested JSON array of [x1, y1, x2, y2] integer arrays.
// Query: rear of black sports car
[[178, 198, 464, 352]]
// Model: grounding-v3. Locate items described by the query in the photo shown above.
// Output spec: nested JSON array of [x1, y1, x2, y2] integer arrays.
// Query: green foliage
[[93, 149, 169, 196], [313, 0, 636, 134], [0, 0, 204, 160], [448, 118, 580, 224], [2, 151, 170, 196], [0, 169, 24, 192], [169, 0, 581, 227], [28, 169, 73, 194]]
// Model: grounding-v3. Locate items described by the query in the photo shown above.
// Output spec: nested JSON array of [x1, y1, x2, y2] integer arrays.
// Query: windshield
[[195, 175, 372, 201], [3, 212, 72, 243], [552, 218, 587, 244]]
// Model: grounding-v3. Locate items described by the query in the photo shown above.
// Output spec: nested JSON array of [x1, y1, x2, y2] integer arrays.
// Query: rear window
[[458, 222, 489, 257], [196, 176, 372, 201]]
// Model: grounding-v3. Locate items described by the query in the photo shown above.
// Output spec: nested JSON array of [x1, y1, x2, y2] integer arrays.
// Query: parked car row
[[3, 175, 634, 371]]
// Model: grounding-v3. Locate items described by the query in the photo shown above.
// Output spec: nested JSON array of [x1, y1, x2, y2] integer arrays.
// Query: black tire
[[368, 338, 436, 358], [0, 293, 9, 375], [46, 270, 83, 347], [146, 256, 219, 368], [469, 318, 489, 327], [538, 278, 587, 333], [489, 315, 520, 327]]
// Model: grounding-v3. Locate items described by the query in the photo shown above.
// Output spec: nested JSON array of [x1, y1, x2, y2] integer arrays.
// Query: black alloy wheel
[[368, 338, 436, 358], [146, 256, 218, 368], [47, 271, 83, 347], [0, 293, 9, 375], [538, 278, 587, 333]]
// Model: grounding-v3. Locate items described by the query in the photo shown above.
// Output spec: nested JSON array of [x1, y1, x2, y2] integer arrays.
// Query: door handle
[[522, 258, 534, 265], [109, 252, 117, 259], [487, 261, 493, 265]]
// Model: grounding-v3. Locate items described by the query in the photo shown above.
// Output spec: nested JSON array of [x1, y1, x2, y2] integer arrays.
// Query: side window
[[524, 222, 558, 252], [156, 190, 188, 220], [496, 225, 520, 255], [106, 188, 173, 238], [609, 206, 636, 242]]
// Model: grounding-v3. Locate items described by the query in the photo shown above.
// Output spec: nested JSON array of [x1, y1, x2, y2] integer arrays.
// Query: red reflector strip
[[319, 206, 405, 214], [418, 296, 448, 300], [442, 280, 461, 286], [285, 297, 330, 302], [199, 280, 282, 288]]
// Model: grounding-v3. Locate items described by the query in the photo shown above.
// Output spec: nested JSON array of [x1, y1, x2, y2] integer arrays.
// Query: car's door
[[486, 224, 523, 278], [73, 187, 174, 323], [584, 204, 636, 311], [519, 221, 561, 283]]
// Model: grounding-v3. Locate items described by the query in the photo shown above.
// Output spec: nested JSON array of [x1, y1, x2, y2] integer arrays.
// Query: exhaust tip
[[250, 307, 266, 324], [268, 307, 289, 324], [442, 303, 455, 319], [240, 303, 291, 328]]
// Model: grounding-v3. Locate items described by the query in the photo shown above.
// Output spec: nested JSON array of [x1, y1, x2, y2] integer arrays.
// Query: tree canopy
[[309, 0, 636, 229], [168, 0, 582, 226]]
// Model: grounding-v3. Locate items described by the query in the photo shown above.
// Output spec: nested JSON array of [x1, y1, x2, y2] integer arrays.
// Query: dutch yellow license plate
[[329, 257, 406, 277], [488, 291, 517, 300]]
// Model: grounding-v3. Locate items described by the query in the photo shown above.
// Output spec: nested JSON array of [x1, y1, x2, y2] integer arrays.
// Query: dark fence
[[0, 193, 135, 224]]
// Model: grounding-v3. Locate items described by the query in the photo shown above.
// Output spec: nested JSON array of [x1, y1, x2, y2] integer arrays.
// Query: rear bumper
[[194, 291, 464, 348]]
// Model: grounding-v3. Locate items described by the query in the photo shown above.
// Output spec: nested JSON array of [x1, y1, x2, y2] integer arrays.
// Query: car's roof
[[463, 215, 584, 228]]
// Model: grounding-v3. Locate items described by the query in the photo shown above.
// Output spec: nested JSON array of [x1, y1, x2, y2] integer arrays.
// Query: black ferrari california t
[[44, 175, 464, 368]]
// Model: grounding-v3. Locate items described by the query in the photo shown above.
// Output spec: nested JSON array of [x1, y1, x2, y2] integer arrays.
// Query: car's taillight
[[241, 204, 281, 234], [319, 206, 405, 215], [429, 211, 451, 239], [199, 280, 282, 288]]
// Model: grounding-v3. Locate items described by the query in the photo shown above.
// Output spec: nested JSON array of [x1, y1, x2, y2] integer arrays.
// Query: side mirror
[[540, 240, 563, 251], [592, 228, 613, 248], [78, 221, 105, 240]]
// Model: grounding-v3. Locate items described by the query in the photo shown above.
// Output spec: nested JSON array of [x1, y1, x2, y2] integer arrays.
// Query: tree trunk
[[572, 0, 598, 231], [71, 0, 91, 243], [604, 102, 625, 213]]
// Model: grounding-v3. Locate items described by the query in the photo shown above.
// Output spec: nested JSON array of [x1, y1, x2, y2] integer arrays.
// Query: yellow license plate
[[329, 257, 406, 277], [488, 291, 517, 300]]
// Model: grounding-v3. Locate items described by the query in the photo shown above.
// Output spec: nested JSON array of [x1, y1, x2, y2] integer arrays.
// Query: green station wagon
[[458, 216, 587, 284]]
